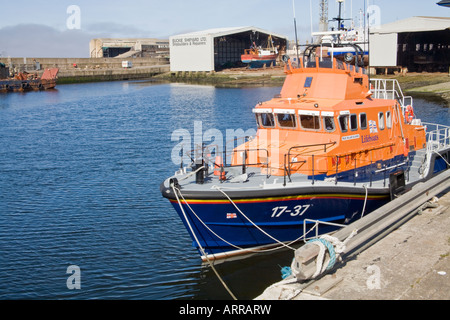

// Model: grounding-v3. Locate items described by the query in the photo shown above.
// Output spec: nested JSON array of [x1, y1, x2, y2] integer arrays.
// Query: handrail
[[303, 219, 346, 243], [282, 150, 410, 187], [231, 148, 270, 177], [423, 122, 450, 152], [286, 142, 337, 179], [370, 78, 413, 109], [182, 123, 450, 186], [185, 143, 271, 177]]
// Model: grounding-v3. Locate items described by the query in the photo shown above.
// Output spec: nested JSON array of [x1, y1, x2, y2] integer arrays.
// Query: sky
[[0, 0, 448, 58]]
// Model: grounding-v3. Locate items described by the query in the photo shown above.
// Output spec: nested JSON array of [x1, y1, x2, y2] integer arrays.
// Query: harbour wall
[[0, 57, 170, 83]]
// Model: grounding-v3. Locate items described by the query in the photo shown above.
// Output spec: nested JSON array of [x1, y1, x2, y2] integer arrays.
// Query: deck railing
[[184, 122, 450, 187], [370, 78, 413, 110], [423, 122, 450, 153], [184, 138, 410, 187]]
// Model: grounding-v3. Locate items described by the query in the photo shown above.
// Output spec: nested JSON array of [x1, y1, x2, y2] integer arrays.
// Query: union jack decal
[[369, 120, 378, 133], [226, 213, 237, 219]]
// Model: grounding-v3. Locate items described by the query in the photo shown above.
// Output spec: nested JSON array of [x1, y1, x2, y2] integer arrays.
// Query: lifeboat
[[161, 44, 450, 262]]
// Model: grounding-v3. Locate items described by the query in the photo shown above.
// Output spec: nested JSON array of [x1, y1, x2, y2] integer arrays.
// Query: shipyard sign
[[172, 37, 208, 46]]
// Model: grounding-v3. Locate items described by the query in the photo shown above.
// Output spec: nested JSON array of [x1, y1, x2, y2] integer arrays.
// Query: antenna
[[293, 0, 300, 65], [319, 0, 329, 32], [330, 0, 351, 32]]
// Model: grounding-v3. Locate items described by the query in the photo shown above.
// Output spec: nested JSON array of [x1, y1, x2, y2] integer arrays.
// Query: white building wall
[[369, 33, 398, 67], [169, 34, 214, 72]]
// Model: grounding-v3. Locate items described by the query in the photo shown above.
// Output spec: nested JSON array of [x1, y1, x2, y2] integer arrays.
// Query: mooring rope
[[176, 188, 306, 254], [212, 185, 297, 251], [433, 150, 450, 167], [286, 230, 358, 281], [361, 184, 369, 218], [171, 183, 238, 300]]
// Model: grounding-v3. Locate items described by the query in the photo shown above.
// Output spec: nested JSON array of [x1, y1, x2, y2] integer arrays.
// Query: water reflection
[[0, 80, 448, 300]]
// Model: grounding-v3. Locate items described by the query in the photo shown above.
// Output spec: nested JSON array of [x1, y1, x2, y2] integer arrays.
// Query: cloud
[[85, 22, 152, 38], [0, 22, 158, 58], [0, 24, 93, 58]]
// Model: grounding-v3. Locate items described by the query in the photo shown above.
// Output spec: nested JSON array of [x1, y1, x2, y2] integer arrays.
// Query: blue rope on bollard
[[281, 266, 292, 279], [307, 238, 337, 270]]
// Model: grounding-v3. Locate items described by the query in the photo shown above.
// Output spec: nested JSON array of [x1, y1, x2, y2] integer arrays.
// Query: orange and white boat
[[241, 35, 279, 69], [161, 44, 450, 262]]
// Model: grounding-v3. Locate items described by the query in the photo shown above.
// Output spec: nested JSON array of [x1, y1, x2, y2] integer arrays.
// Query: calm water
[[0, 80, 448, 300]]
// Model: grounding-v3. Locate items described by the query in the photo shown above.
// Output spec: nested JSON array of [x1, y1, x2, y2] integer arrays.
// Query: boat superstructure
[[161, 46, 450, 262], [241, 35, 279, 69]]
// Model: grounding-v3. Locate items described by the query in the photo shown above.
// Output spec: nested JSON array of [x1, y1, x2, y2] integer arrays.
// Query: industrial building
[[169, 26, 288, 72], [370, 16, 450, 73], [89, 38, 169, 58]]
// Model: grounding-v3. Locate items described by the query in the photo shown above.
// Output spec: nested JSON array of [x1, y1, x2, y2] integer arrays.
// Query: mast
[[319, 0, 329, 32], [293, 0, 300, 65]]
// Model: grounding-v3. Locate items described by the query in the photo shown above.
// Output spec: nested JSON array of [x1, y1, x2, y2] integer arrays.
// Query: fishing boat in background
[[241, 35, 279, 69], [161, 43, 450, 262], [312, 0, 369, 65], [0, 66, 59, 93]]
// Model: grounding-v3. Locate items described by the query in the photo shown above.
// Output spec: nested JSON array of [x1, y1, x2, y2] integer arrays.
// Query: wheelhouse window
[[276, 113, 297, 128], [360, 113, 367, 130], [338, 114, 349, 133], [350, 114, 358, 131], [378, 112, 385, 130], [257, 113, 275, 128], [322, 111, 335, 132], [298, 110, 320, 130], [253, 108, 274, 128]]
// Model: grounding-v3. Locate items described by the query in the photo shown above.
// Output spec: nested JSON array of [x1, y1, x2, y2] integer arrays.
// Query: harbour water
[[0, 80, 448, 300]]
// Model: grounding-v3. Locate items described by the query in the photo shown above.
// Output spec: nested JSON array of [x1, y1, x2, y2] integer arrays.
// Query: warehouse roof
[[371, 16, 450, 34], [171, 26, 288, 40]]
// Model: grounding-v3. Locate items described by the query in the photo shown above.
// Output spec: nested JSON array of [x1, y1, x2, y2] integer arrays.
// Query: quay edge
[[0, 57, 170, 84], [256, 170, 450, 300]]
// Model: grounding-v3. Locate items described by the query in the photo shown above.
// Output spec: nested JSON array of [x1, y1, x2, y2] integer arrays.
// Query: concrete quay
[[0, 57, 170, 83], [0, 57, 169, 71], [257, 186, 450, 300], [298, 190, 450, 300], [57, 64, 170, 83]]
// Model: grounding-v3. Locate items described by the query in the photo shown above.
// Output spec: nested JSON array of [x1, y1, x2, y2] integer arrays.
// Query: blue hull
[[242, 60, 277, 69], [170, 193, 389, 259]]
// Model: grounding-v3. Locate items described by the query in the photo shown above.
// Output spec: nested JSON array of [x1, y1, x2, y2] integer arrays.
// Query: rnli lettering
[[361, 134, 379, 143]]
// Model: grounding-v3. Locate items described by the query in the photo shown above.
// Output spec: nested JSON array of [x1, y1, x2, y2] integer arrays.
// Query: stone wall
[[0, 57, 169, 72]]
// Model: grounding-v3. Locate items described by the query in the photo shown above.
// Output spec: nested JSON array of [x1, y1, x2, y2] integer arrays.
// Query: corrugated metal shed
[[370, 17, 450, 71], [169, 26, 288, 72], [173, 26, 287, 40], [371, 16, 450, 34]]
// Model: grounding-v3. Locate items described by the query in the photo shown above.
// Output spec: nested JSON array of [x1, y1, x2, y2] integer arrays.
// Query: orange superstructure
[[232, 56, 426, 178], [161, 45, 449, 262]]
